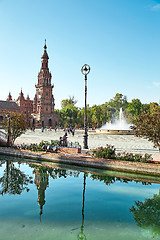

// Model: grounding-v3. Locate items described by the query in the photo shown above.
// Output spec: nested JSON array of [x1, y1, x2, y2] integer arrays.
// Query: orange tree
[[131, 104, 160, 151], [2, 112, 30, 146]]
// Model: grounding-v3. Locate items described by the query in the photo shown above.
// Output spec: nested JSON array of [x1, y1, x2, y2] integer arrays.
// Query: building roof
[[0, 100, 19, 110]]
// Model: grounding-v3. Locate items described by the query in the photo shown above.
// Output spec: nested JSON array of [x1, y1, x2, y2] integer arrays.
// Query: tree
[[61, 96, 78, 109], [77, 106, 92, 128], [59, 96, 79, 128], [91, 105, 104, 128], [1, 112, 30, 145], [126, 98, 142, 122], [127, 99, 142, 116], [108, 93, 128, 111], [0, 161, 33, 195], [131, 105, 160, 151], [106, 93, 128, 121], [130, 193, 160, 238], [141, 103, 150, 113]]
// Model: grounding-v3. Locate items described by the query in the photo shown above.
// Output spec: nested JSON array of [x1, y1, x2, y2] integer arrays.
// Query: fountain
[[96, 108, 134, 135]]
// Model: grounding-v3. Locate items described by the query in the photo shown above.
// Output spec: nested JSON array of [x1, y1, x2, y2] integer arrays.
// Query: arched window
[[48, 119, 52, 126]]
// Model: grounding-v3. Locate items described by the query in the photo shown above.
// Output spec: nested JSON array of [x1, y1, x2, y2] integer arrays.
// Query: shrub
[[90, 145, 153, 163], [91, 145, 116, 159], [116, 152, 152, 163]]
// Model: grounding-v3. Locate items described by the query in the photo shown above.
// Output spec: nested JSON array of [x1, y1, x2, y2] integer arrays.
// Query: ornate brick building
[[32, 41, 59, 128], [0, 91, 33, 122], [0, 41, 59, 128], [0, 99, 20, 122], [16, 90, 33, 116]]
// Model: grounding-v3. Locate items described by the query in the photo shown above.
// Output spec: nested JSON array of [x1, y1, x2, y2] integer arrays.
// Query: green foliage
[[18, 143, 43, 152], [91, 174, 119, 185], [18, 140, 59, 152], [108, 93, 128, 110], [0, 161, 33, 194], [50, 140, 59, 146], [126, 99, 142, 122], [59, 96, 79, 128], [1, 112, 30, 145], [90, 145, 153, 163], [130, 194, 160, 238], [61, 96, 77, 109], [132, 105, 160, 151], [116, 152, 152, 163], [91, 145, 116, 159], [58, 93, 152, 129], [39, 140, 50, 147], [0, 141, 7, 147]]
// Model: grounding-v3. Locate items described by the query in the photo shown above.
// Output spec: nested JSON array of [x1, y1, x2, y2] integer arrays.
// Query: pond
[[0, 155, 160, 240]]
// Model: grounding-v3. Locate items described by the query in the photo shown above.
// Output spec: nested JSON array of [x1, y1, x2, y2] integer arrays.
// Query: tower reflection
[[33, 168, 49, 221]]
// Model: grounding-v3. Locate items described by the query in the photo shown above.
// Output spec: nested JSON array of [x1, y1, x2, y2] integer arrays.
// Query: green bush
[[17, 140, 59, 152], [51, 140, 59, 146], [91, 145, 116, 159], [116, 152, 152, 163], [90, 145, 153, 163], [0, 141, 7, 147]]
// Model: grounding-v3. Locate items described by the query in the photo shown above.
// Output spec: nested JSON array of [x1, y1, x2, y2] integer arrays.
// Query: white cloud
[[152, 4, 160, 10], [153, 81, 160, 87]]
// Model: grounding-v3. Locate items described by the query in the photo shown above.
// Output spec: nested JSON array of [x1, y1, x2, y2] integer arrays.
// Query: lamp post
[[81, 64, 90, 149], [6, 114, 11, 147]]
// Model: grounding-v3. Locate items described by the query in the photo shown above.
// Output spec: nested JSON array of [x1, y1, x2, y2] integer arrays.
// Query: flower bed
[[90, 145, 153, 163]]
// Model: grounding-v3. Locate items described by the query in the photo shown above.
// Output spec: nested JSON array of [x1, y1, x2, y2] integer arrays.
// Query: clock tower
[[33, 40, 59, 128]]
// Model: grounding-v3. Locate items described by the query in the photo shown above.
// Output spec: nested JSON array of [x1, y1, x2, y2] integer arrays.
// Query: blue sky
[[0, 0, 160, 109]]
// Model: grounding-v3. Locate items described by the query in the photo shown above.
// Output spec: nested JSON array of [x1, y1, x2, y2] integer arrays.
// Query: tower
[[33, 40, 59, 128], [6, 92, 13, 101]]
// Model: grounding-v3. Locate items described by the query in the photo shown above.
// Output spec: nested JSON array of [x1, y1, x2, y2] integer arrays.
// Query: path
[[14, 129, 160, 157]]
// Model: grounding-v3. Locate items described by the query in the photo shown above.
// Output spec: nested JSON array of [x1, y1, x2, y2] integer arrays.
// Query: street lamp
[[6, 114, 11, 147], [81, 64, 90, 149]]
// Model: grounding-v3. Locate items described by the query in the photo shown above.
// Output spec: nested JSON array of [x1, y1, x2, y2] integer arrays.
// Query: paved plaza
[[15, 129, 160, 156]]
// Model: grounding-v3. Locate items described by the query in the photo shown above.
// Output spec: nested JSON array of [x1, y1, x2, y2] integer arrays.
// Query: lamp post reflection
[[78, 173, 87, 240]]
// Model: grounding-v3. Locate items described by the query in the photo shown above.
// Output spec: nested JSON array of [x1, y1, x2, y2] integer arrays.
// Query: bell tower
[[33, 40, 59, 128]]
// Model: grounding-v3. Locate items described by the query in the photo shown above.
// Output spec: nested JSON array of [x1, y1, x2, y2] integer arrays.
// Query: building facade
[[0, 41, 59, 128], [32, 41, 59, 128], [0, 99, 20, 122], [16, 90, 33, 116]]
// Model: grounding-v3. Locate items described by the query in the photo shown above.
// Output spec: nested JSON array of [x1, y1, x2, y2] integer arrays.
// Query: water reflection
[[0, 160, 33, 195], [30, 164, 81, 221], [90, 174, 152, 186], [130, 190, 160, 238], [0, 159, 160, 239], [77, 173, 87, 240], [33, 167, 49, 221]]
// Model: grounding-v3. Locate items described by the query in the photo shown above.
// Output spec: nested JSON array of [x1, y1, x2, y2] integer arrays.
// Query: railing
[[0, 130, 7, 143], [51, 139, 81, 149]]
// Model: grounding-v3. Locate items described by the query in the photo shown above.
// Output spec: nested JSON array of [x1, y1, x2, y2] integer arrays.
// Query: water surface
[[0, 155, 159, 240]]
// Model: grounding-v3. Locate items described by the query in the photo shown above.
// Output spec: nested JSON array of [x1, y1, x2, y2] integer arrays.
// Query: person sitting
[[62, 133, 68, 146], [59, 137, 63, 146]]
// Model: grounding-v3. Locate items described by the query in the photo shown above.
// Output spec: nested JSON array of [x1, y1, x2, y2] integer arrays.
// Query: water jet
[[96, 108, 134, 135]]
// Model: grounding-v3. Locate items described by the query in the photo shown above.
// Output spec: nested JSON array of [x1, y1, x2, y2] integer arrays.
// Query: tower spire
[[41, 39, 49, 60], [44, 39, 47, 50]]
